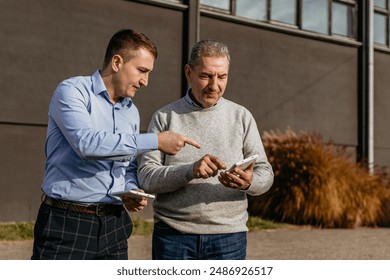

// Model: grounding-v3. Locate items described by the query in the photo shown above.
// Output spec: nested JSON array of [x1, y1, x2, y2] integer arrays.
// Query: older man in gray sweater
[[138, 40, 274, 260]]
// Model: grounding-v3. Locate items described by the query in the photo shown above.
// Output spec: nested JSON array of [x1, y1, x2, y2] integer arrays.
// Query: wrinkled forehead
[[196, 55, 229, 72]]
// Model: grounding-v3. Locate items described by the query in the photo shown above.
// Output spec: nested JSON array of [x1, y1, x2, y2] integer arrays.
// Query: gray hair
[[187, 40, 230, 68]]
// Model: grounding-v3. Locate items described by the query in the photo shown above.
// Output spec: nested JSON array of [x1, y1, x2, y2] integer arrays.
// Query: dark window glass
[[332, 3, 354, 37], [374, 0, 387, 9], [236, 0, 267, 21], [374, 13, 387, 44], [200, 0, 230, 10], [271, 0, 297, 25], [302, 0, 328, 34]]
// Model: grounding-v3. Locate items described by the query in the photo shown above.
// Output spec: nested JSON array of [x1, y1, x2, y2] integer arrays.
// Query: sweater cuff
[[185, 163, 196, 181]]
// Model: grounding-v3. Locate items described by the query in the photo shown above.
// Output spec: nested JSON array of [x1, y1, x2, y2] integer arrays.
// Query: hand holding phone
[[218, 155, 258, 190], [229, 154, 259, 172], [111, 189, 155, 199]]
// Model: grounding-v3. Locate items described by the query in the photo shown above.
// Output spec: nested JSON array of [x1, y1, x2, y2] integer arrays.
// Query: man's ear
[[184, 64, 192, 80], [112, 54, 123, 72]]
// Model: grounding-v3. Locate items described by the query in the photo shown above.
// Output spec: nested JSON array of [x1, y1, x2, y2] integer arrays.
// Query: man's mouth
[[204, 91, 218, 96]]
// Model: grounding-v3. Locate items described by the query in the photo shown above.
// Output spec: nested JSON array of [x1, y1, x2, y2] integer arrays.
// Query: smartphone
[[229, 154, 259, 171], [111, 189, 155, 199]]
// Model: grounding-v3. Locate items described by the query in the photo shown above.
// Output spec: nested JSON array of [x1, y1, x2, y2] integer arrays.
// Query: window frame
[[198, 0, 357, 40], [331, 0, 357, 39], [374, 0, 390, 47]]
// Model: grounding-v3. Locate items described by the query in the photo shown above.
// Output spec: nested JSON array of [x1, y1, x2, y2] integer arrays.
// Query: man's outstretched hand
[[158, 131, 201, 155]]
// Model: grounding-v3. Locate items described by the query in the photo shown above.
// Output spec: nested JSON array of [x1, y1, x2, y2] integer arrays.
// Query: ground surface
[[1, 227, 390, 260]]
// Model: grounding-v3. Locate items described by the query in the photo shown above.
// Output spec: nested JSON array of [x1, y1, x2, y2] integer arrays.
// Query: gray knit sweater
[[138, 96, 274, 234]]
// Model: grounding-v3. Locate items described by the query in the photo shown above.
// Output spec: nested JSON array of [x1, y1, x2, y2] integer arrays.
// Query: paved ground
[[1, 227, 390, 260]]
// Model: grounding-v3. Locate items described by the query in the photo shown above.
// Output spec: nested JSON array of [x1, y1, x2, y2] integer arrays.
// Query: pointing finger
[[184, 137, 201, 149], [211, 157, 227, 170]]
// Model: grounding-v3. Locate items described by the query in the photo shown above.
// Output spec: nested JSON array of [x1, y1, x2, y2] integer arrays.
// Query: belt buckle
[[95, 204, 106, 216]]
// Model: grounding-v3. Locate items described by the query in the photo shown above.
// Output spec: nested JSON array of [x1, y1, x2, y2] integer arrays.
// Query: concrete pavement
[[1, 227, 390, 260]]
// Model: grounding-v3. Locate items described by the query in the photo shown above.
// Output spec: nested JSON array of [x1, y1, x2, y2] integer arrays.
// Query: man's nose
[[140, 73, 149, 87], [208, 76, 218, 89]]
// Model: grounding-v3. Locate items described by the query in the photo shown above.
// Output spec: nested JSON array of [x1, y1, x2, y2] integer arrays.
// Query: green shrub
[[248, 129, 390, 228]]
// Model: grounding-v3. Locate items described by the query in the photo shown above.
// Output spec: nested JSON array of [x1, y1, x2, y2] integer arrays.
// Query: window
[[155, 0, 390, 48], [271, 0, 297, 25], [374, 0, 390, 46], [236, 0, 267, 21], [332, 2, 354, 37], [200, 0, 357, 40], [374, 13, 387, 45], [374, 0, 387, 9], [302, 0, 328, 34], [200, 0, 230, 10]]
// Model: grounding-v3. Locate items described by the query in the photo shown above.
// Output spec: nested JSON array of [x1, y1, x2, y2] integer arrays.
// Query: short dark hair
[[102, 29, 158, 69]]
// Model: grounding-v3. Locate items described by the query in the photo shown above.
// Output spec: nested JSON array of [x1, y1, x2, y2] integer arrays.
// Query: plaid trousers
[[31, 202, 132, 260]]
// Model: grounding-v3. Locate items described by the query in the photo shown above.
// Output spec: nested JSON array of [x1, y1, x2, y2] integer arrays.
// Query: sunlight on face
[[186, 55, 229, 108], [112, 48, 155, 102]]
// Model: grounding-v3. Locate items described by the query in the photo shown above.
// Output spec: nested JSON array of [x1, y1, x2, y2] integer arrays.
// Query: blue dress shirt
[[42, 70, 158, 203]]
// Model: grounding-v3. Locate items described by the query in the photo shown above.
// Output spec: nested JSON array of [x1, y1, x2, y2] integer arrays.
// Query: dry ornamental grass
[[248, 129, 390, 228]]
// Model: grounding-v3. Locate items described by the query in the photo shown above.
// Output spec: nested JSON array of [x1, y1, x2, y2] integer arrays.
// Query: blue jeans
[[152, 221, 247, 260]]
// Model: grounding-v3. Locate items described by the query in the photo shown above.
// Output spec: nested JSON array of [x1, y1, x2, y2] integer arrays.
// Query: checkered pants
[[31, 202, 132, 260]]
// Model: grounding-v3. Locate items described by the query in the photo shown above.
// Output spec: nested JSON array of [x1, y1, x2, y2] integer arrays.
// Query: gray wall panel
[[0, 0, 184, 221], [0, 125, 46, 221], [0, 0, 183, 129], [200, 17, 358, 146], [2, 0, 390, 222], [374, 52, 390, 167]]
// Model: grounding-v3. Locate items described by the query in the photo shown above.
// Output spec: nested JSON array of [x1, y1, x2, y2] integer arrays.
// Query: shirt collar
[[184, 89, 219, 108], [92, 70, 132, 108], [92, 70, 106, 96], [184, 89, 200, 107]]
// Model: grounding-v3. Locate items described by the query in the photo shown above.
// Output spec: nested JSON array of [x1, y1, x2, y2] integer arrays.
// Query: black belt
[[43, 195, 123, 216]]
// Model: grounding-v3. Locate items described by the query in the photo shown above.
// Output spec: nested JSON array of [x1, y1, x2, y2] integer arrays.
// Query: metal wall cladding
[[1, 0, 389, 222]]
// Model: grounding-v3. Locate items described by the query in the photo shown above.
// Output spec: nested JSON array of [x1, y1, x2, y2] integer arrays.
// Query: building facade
[[1, 0, 389, 221]]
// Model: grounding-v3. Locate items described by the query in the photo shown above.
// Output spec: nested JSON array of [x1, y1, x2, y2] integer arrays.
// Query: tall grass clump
[[248, 129, 390, 228]]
